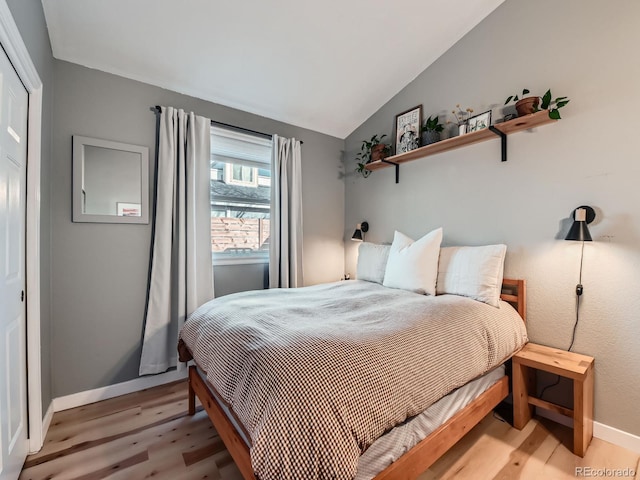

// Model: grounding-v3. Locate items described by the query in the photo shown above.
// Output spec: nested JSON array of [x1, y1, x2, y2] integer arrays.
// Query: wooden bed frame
[[187, 279, 526, 480]]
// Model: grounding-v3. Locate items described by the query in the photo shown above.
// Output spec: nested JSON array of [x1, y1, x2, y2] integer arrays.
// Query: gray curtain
[[269, 135, 303, 288], [139, 107, 213, 375]]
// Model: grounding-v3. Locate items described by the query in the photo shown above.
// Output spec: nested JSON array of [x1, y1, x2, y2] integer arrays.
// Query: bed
[[177, 276, 527, 480]]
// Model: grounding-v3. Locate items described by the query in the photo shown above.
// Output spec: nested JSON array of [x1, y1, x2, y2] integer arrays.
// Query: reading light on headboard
[[351, 221, 369, 242]]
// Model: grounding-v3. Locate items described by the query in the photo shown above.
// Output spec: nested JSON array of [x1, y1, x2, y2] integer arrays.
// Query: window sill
[[213, 255, 269, 267]]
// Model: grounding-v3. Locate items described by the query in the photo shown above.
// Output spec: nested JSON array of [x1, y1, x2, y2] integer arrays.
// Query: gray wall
[[6, 0, 54, 413], [214, 264, 269, 298], [345, 0, 640, 435], [51, 60, 345, 397]]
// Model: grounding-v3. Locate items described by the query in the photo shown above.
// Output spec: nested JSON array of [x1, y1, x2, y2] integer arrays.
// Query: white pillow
[[383, 228, 443, 295], [436, 244, 507, 307], [357, 243, 390, 284]]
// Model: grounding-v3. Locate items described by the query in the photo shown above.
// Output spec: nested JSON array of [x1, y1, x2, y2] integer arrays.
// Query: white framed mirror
[[73, 136, 149, 224]]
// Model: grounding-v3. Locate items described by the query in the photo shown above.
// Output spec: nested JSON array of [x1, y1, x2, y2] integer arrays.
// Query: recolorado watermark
[[575, 467, 636, 477]]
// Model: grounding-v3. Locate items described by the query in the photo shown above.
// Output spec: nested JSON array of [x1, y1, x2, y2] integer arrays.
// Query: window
[[210, 126, 272, 264]]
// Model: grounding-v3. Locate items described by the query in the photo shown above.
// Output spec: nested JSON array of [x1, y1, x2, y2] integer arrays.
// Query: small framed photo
[[467, 110, 492, 133], [117, 202, 141, 217], [394, 105, 422, 154]]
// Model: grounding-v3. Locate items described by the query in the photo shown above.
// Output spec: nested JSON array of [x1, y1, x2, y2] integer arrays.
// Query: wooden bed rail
[[189, 366, 256, 479], [372, 376, 509, 479]]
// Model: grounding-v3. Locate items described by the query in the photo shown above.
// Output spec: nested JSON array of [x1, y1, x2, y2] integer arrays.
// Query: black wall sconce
[[541, 205, 597, 399], [351, 221, 369, 242], [565, 206, 595, 298], [565, 206, 595, 243], [564, 205, 596, 347]]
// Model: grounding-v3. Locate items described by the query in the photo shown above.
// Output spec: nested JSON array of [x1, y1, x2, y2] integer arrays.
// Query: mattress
[[194, 365, 505, 479]]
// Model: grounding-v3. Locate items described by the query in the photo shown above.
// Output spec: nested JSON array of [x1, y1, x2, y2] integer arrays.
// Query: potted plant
[[421, 115, 444, 145], [355, 134, 391, 178], [505, 88, 570, 119], [504, 88, 537, 116]]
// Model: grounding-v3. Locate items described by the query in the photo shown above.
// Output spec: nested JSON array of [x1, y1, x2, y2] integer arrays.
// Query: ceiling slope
[[42, 0, 504, 138]]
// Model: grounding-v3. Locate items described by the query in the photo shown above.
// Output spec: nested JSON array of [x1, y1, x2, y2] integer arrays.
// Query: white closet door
[[0, 42, 29, 480]]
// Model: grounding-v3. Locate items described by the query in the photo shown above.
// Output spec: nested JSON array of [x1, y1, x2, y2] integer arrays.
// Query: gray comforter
[[179, 280, 527, 479]]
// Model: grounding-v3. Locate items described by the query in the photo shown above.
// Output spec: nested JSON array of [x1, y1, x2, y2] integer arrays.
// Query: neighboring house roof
[[211, 180, 270, 205]]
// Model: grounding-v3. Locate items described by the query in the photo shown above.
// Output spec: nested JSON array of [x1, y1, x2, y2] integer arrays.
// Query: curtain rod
[[151, 106, 303, 144]]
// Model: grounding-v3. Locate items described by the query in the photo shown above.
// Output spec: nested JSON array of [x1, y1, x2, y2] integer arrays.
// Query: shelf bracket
[[489, 126, 507, 162], [381, 159, 400, 183]]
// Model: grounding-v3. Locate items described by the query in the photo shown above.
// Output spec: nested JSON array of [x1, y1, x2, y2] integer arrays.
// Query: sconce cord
[[539, 241, 584, 400], [568, 240, 585, 351]]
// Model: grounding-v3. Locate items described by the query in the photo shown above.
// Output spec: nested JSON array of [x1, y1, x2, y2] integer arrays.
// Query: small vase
[[458, 123, 467, 136], [421, 130, 440, 146]]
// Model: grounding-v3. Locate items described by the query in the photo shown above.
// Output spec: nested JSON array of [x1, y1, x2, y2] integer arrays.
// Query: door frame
[[0, 1, 44, 452]]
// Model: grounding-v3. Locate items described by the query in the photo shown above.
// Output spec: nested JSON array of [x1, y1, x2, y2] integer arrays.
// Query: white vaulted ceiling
[[42, 0, 504, 139]]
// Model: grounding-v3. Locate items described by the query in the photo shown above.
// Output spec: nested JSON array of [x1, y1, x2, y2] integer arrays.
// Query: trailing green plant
[[505, 88, 570, 119], [421, 115, 444, 133], [540, 89, 569, 119], [355, 134, 390, 178]]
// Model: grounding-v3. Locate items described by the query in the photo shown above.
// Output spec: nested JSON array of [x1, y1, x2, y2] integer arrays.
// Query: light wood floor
[[20, 380, 639, 480]]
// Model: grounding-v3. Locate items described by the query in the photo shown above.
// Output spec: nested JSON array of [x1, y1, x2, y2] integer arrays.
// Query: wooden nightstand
[[512, 342, 594, 457]]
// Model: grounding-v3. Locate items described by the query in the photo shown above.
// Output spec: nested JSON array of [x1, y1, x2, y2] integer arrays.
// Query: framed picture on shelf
[[467, 110, 492, 133], [394, 105, 422, 154]]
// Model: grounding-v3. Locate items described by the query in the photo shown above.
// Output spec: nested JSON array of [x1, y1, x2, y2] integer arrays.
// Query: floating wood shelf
[[365, 110, 557, 182]]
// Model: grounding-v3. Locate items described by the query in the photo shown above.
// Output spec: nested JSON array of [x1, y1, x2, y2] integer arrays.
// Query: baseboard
[[52, 369, 188, 412], [594, 421, 640, 454]]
